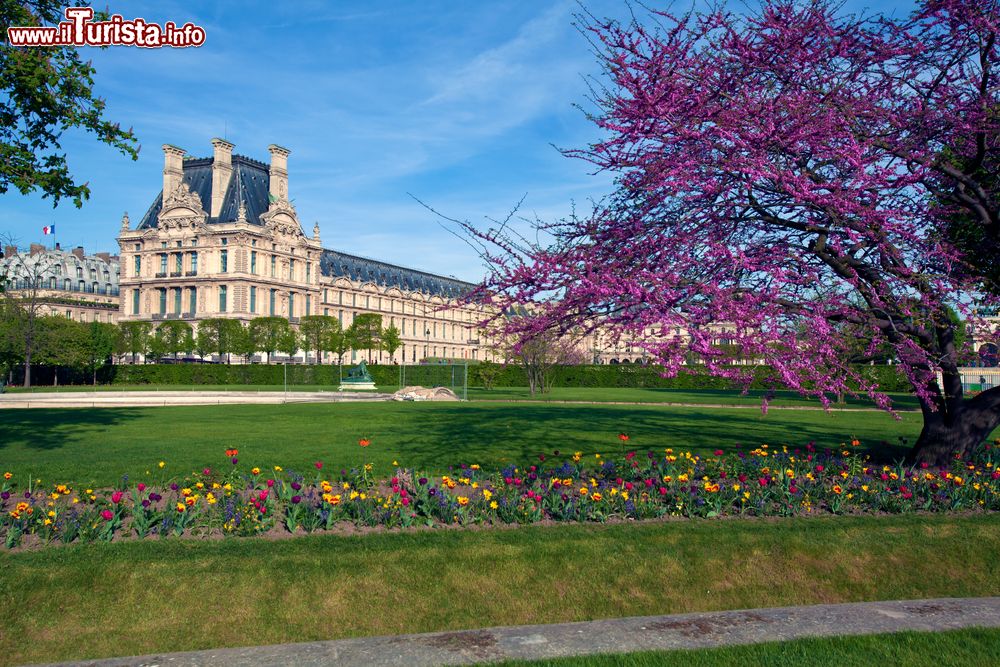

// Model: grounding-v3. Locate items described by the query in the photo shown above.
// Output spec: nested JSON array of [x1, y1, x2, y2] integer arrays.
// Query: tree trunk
[[22, 355, 31, 388], [910, 400, 1000, 466]]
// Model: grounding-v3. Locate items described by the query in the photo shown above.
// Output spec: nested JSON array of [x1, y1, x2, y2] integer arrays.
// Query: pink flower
[[713, 449, 723, 456], [101, 509, 114, 521], [111, 491, 123, 504], [401, 497, 410, 506], [314, 461, 323, 470], [258, 490, 269, 501], [137, 483, 146, 492], [266, 479, 275, 488]]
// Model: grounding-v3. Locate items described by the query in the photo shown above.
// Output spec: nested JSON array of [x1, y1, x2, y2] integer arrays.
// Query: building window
[[306, 263, 311, 282], [219, 285, 227, 312], [220, 249, 228, 273], [271, 255, 276, 278], [159, 288, 167, 315], [159, 254, 167, 274], [191, 252, 198, 273], [221, 238, 228, 246], [250, 286, 257, 313], [174, 253, 182, 273], [134, 243, 140, 251], [352, 293, 356, 307], [161, 241, 167, 249], [289, 292, 295, 318], [251, 239, 257, 247], [338, 291, 343, 305], [174, 288, 181, 313], [289, 258, 295, 281], [133, 255, 141, 276], [305, 296, 310, 317], [338, 309, 343, 325], [323, 288, 328, 302], [250, 251, 257, 274], [270, 289, 276, 316], [324, 308, 329, 316], [190, 287, 197, 314], [76, 266, 83, 278], [132, 290, 140, 315]]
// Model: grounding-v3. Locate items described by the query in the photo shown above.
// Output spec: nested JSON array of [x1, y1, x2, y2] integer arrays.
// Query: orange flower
[[359, 438, 371, 447], [618, 433, 629, 442], [832, 485, 843, 495], [850, 439, 860, 447], [225, 448, 239, 457]]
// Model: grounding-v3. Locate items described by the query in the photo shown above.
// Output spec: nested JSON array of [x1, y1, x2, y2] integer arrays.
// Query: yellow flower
[[342, 482, 351, 490], [223, 483, 232, 491], [732, 484, 741, 492], [212, 482, 221, 489], [832, 485, 843, 495], [251, 467, 261, 475], [175, 502, 185, 512], [359, 493, 367, 500], [158, 461, 165, 468], [861, 485, 870, 492], [181, 488, 192, 497], [349, 490, 360, 500], [677, 474, 689, 483], [392, 460, 398, 466], [579, 487, 589, 496], [621, 491, 630, 501], [595, 453, 601, 460], [2, 472, 10, 480], [482, 489, 492, 501], [195, 482, 204, 490], [274, 466, 283, 472], [47, 510, 56, 517], [572, 452, 582, 462], [85, 489, 93, 494], [457, 496, 469, 506], [592, 492, 603, 502], [470, 464, 480, 470], [489, 500, 499, 510], [743, 491, 751, 500], [327, 494, 342, 505], [206, 493, 217, 505]]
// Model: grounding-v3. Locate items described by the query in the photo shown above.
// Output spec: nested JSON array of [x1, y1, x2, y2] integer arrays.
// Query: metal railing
[[5, 278, 119, 296]]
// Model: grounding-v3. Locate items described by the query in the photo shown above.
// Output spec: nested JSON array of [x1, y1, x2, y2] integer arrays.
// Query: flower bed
[[3, 438, 999, 549]]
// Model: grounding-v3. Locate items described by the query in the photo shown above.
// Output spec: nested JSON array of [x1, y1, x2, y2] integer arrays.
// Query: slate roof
[[320, 250, 475, 299], [136, 155, 272, 229]]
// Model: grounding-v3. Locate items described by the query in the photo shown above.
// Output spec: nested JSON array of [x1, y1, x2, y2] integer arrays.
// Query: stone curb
[[40, 597, 1000, 667]]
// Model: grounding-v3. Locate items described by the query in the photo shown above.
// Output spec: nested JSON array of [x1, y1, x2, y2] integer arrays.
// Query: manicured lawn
[[466, 386, 920, 409], [0, 401, 927, 487], [487, 628, 1000, 667], [1, 514, 998, 665]]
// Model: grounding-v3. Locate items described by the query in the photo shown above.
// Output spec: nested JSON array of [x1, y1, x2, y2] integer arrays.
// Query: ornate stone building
[[0, 243, 120, 323], [117, 140, 487, 363]]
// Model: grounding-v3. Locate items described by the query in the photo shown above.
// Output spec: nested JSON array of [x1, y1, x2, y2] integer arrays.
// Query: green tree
[[230, 322, 254, 364], [2, 2, 139, 206], [197, 318, 244, 364], [155, 321, 193, 360], [248, 316, 289, 363], [299, 315, 336, 364], [279, 326, 299, 361], [34, 315, 88, 384], [84, 321, 116, 385], [117, 320, 151, 364], [325, 320, 349, 366], [347, 313, 382, 363], [381, 324, 402, 363]]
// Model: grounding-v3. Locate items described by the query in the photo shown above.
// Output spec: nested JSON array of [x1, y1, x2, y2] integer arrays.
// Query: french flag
[[42, 225, 55, 235]]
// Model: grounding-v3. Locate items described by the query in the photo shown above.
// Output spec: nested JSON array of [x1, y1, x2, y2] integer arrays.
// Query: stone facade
[[0, 244, 120, 323], [117, 140, 488, 363]]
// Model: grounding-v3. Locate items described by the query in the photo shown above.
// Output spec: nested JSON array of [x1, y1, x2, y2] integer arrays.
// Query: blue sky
[[1, 0, 913, 281]]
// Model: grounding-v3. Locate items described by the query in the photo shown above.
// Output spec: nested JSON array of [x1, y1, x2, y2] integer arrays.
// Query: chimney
[[72, 246, 85, 260], [55, 242, 61, 250], [96, 252, 111, 263], [3, 245, 17, 258], [162, 144, 186, 196], [267, 144, 290, 203], [210, 138, 234, 219], [29, 243, 46, 255]]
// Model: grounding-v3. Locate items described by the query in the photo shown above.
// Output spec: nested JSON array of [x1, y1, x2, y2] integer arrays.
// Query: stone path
[[0, 390, 391, 408], [45, 597, 1000, 667]]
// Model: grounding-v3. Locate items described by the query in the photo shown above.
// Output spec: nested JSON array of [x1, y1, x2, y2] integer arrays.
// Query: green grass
[[466, 386, 920, 409], [5, 383, 344, 393], [486, 628, 1000, 667], [0, 401, 927, 487], [1, 514, 998, 665]]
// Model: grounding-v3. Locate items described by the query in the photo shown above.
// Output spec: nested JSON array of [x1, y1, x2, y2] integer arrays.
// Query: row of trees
[[0, 307, 405, 385], [117, 313, 400, 365]]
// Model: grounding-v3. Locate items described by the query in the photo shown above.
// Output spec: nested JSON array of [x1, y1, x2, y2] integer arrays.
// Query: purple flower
[[291, 481, 302, 491], [0, 491, 9, 500], [418, 477, 428, 486], [24, 490, 31, 498], [231, 457, 238, 465], [170, 483, 179, 491], [141, 499, 151, 508], [429, 488, 437, 497], [291, 495, 302, 504]]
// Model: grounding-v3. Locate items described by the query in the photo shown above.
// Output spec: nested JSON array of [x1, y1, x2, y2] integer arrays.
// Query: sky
[[1, 0, 913, 282]]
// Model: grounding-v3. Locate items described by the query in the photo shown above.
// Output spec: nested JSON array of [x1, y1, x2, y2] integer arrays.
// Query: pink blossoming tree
[[465, 0, 999, 464]]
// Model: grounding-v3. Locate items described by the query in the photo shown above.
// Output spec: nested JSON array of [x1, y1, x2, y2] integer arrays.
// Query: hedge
[[46, 362, 912, 393]]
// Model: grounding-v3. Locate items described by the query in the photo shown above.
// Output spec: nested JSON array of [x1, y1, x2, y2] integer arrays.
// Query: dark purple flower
[[429, 488, 437, 497], [24, 490, 31, 498], [231, 457, 238, 465], [291, 481, 302, 491], [170, 483, 179, 491], [291, 495, 302, 504], [1, 491, 9, 500], [141, 499, 151, 508], [418, 477, 428, 486]]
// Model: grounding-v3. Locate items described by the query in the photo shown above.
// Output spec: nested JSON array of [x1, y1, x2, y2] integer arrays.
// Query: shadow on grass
[[0, 409, 146, 452], [388, 403, 916, 468]]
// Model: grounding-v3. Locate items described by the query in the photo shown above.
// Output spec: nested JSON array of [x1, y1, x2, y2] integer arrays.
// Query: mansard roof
[[136, 155, 271, 229], [320, 249, 475, 300]]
